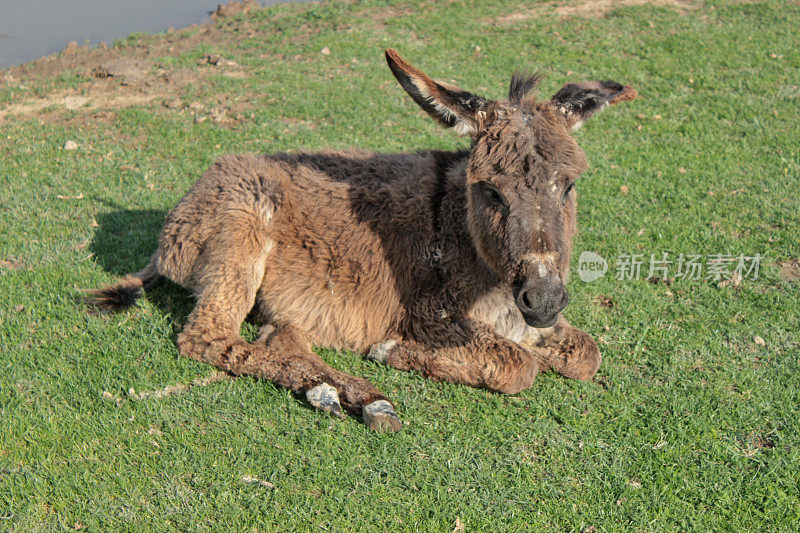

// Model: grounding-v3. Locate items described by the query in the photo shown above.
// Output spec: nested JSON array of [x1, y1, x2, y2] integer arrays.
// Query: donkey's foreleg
[[520, 315, 601, 380], [368, 319, 539, 394]]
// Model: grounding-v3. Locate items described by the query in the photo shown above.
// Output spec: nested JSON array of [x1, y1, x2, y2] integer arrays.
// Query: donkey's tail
[[85, 257, 163, 313]]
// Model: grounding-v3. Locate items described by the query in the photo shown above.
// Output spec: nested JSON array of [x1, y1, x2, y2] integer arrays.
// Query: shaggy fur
[[88, 49, 636, 431]]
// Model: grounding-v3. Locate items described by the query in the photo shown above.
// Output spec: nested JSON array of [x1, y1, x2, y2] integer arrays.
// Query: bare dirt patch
[[211, 0, 261, 20], [0, 50, 256, 125], [0, 91, 158, 120], [0, 64, 203, 121], [0, 1, 266, 124], [0, 256, 28, 272], [777, 259, 800, 282], [4, 26, 209, 85], [1, 0, 267, 85], [593, 295, 615, 309], [101, 371, 232, 405], [555, 0, 694, 17], [741, 431, 777, 457], [92, 58, 152, 85], [128, 371, 232, 400], [492, 0, 695, 24]]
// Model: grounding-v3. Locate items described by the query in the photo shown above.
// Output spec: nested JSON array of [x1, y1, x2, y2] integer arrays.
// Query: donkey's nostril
[[522, 290, 532, 309]]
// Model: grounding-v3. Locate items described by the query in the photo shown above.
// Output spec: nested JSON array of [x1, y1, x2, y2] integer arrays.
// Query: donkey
[[90, 49, 636, 431]]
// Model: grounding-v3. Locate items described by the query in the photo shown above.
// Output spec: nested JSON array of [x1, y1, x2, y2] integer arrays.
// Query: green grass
[[1, 0, 799, 530]]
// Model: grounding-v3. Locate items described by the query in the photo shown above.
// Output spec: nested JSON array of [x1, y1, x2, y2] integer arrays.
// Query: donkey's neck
[[427, 150, 468, 233], [430, 149, 503, 297]]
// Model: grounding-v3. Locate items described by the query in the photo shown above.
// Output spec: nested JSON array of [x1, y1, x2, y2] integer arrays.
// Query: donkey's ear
[[550, 80, 637, 130], [385, 48, 490, 136]]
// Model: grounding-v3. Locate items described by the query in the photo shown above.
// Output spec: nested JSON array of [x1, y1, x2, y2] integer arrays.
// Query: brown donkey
[[90, 49, 636, 431]]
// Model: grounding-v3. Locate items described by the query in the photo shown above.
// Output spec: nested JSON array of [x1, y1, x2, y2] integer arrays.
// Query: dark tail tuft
[[85, 278, 144, 313], [84, 260, 162, 314]]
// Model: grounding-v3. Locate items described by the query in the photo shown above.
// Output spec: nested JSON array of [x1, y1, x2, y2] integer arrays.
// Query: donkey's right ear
[[550, 80, 637, 130], [385, 49, 490, 136]]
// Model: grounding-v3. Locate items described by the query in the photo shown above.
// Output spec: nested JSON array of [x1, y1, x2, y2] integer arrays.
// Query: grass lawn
[[1, 0, 799, 530]]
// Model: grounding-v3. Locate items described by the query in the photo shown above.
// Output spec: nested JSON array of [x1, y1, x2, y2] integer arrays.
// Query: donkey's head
[[386, 49, 636, 327]]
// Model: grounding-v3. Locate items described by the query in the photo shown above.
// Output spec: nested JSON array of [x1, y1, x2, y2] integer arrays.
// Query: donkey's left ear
[[385, 48, 490, 136], [550, 80, 637, 130]]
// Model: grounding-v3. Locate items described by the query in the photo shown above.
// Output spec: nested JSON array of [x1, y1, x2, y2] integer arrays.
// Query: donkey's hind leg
[[174, 208, 400, 431], [181, 316, 400, 431], [244, 325, 401, 431]]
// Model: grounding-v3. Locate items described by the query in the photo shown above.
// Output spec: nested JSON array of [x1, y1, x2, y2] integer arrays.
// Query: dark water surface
[[0, 0, 297, 69]]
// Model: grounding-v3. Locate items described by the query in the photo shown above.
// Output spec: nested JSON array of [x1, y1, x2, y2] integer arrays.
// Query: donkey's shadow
[[90, 208, 194, 321]]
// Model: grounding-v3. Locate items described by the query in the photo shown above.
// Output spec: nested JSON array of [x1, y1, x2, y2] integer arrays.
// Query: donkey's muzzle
[[513, 277, 569, 328]]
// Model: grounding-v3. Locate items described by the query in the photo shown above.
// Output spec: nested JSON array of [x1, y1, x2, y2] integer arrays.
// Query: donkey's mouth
[[521, 314, 558, 329]]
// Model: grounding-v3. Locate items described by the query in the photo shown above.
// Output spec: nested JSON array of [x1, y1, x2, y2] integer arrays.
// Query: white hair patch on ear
[[427, 97, 476, 135], [452, 119, 477, 136]]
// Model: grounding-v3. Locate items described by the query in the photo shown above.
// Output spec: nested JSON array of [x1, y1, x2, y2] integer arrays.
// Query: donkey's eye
[[482, 184, 506, 207], [562, 182, 575, 202]]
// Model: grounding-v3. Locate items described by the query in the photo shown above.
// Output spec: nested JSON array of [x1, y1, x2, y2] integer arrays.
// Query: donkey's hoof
[[367, 339, 398, 364], [362, 400, 402, 432], [305, 383, 344, 418]]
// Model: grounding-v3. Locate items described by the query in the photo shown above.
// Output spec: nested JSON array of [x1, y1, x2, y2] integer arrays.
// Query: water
[[0, 0, 295, 70]]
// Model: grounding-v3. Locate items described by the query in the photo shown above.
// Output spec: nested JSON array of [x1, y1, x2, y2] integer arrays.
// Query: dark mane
[[508, 72, 543, 104]]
